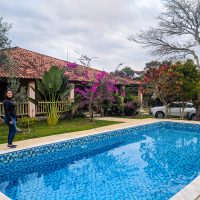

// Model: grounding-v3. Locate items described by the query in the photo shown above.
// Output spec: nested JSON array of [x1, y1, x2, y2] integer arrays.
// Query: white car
[[149, 102, 196, 120]]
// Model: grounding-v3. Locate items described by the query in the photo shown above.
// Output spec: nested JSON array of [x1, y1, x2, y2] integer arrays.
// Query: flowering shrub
[[65, 61, 140, 118], [143, 65, 182, 117], [124, 96, 140, 116], [66, 62, 77, 69], [65, 62, 118, 120]]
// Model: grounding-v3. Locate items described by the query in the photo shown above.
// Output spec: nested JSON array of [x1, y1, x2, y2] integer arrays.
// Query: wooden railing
[[0, 103, 3, 116], [0, 101, 70, 116], [0, 102, 28, 116], [36, 101, 70, 115]]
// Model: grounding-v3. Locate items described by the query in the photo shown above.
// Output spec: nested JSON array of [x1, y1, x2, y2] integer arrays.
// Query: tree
[[175, 60, 200, 119], [7, 78, 27, 103], [175, 60, 199, 102], [29, 66, 70, 125], [75, 71, 117, 121], [0, 17, 12, 64], [144, 65, 182, 117], [130, 0, 200, 70], [145, 60, 172, 71], [145, 61, 161, 71], [0, 18, 27, 102], [111, 66, 135, 80], [119, 67, 135, 79], [74, 51, 98, 67]]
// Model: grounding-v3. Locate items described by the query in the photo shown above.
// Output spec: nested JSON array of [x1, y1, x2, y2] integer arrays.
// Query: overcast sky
[[0, 0, 163, 72]]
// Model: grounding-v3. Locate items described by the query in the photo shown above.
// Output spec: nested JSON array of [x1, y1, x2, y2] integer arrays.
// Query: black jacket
[[3, 98, 17, 121]]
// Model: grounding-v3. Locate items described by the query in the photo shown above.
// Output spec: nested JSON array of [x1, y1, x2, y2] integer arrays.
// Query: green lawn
[[0, 118, 121, 144], [115, 115, 154, 119], [132, 115, 154, 119]]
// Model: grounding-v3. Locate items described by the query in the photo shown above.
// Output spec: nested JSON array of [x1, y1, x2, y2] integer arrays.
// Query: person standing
[[3, 89, 17, 148]]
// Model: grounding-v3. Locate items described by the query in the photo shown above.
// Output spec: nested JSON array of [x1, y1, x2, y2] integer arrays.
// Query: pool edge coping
[[0, 192, 11, 200], [170, 175, 200, 200]]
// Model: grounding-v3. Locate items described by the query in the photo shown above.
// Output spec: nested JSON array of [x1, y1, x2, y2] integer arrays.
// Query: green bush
[[108, 94, 140, 116], [108, 94, 124, 116], [17, 117, 37, 129], [124, 96, 140, 116]]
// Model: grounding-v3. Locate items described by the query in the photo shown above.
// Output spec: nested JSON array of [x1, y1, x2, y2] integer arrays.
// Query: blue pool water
[[0, 122, 200, 200]]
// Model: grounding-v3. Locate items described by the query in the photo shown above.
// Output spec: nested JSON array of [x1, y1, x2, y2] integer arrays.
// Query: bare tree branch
[[74, 51, 98, 67], [129, 0, 200, 69]]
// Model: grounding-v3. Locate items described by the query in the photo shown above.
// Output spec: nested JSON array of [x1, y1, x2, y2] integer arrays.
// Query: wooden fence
[[36, 101, 70, 115], [0, 102, 28, 116], [0, 101, 69, 117]]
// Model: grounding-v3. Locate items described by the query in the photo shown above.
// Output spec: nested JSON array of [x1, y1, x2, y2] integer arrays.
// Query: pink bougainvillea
[[64, 62, 127, 120], [75, 71, 118, 120]]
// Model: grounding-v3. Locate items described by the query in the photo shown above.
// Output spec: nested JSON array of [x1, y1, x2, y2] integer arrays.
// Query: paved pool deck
[[1, 117, 200, 200]]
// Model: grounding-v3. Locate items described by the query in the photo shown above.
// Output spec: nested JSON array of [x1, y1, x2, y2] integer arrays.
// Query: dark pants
[[4, 116, 17, 145]]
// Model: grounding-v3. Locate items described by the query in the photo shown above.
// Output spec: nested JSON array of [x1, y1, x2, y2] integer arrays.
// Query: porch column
[[138, 85, 143, 108], [28, 81, 36, 117], [68, 83, 75, 102], [121, 85, 126, 97]]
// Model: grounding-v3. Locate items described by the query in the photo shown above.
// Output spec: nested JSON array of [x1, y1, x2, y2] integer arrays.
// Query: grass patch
[[132, 115, 154, 119], [114, 115, 154, 119], [0, 118, 121, 144]]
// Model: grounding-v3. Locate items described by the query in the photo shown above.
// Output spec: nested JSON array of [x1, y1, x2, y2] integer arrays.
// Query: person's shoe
[[7, 144, 17, 148]]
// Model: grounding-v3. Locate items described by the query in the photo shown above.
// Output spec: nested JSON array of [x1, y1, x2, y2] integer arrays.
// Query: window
[[170, 103, 180, 108]]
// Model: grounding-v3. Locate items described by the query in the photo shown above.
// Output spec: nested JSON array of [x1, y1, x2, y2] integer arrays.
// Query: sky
[[0, 0, 163, 72]]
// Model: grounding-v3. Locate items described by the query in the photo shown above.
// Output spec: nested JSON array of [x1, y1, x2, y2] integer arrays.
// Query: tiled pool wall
[[163, 121, 200, 131], [0, 121, 199, 179], [0, 122, 164, 179], [1, 122, 200, 172]]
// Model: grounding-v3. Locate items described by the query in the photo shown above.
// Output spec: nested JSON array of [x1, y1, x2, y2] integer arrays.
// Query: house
[[0, 47, 143, 117]]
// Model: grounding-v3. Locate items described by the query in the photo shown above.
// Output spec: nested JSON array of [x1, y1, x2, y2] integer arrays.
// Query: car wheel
[[155, 111, 165, 119], [190, 114, 196, 120]]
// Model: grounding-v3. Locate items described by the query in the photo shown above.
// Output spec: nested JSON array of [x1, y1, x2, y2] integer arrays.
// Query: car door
[[184, 103, 196, 115], [169, 103, 183, 116]]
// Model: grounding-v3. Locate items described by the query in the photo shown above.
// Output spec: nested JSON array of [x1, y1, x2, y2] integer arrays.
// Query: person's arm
[[3, 101, 12, 122]]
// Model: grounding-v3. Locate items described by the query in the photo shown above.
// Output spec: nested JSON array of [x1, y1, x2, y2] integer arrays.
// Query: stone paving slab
[[0, 192, 11, 200], [170, 176, 200, 200]]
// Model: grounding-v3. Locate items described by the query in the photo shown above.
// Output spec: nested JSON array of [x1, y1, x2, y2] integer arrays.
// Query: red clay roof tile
[[0, 47, 140, 85]]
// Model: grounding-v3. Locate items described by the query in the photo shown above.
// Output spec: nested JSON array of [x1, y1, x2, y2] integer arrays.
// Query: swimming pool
[[0, 122, 200, 200]]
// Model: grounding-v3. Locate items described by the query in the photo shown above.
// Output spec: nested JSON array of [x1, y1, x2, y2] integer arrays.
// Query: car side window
[[179, 103, 185, 108], [170, 103, 179, 108]]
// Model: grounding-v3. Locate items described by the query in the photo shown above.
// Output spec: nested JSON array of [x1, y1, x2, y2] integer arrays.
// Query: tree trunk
[[196, 104, 200, 121], [100, 105, 104, 116], [164, 103, 169, 118], [193, 53, 200, 72], [89, 94, 94, 121]]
